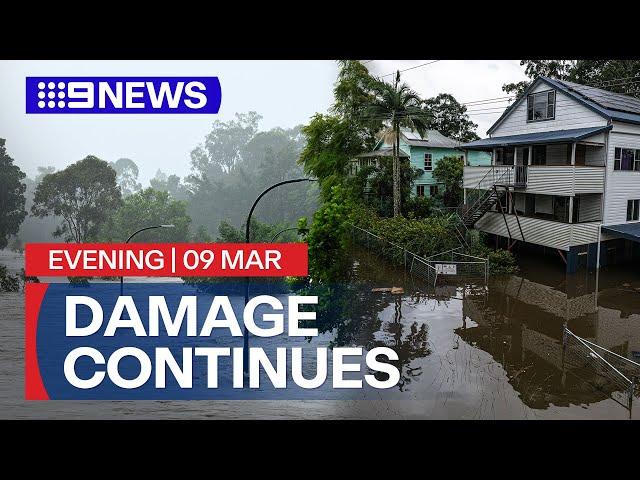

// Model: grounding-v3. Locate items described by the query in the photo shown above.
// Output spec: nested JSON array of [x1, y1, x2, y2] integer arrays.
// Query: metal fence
[[563, 325, 640, 411], [350, 224, 488, 286], [423, 248, 489, 284], [350, 224, 438, 286]]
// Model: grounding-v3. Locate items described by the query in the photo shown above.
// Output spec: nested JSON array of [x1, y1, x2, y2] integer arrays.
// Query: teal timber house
[[350, 129, 491, 198]]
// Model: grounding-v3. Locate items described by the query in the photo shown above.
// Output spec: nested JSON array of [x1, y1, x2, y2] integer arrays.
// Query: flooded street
[[1, 247, 639, 419]]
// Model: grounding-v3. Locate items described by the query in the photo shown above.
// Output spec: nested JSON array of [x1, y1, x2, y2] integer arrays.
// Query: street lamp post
[[243, 178, 316, 372], [120, 224, 175, 295]]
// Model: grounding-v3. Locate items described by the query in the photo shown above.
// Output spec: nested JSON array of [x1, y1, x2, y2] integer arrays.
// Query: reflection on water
[[327, 246, 640, 418], [1, 247, 639, 419]]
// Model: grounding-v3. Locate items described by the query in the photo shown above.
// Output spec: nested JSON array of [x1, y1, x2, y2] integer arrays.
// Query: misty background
[[0, 60, 527, 244]]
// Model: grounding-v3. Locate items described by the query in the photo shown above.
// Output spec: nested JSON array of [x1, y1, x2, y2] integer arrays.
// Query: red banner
[[25, 243, 308, 277]]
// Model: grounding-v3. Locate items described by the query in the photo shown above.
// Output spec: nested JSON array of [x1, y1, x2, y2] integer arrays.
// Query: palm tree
[[361, 72, 431, 217]]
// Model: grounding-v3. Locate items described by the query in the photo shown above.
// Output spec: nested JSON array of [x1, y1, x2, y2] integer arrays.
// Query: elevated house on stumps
[[461, 76, 640, 273]]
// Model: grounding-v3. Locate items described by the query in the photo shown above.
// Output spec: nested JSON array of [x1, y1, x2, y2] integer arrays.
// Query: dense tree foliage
[[32, 156, 122, 242], [306, 185, 352, 283], [215, 218, 298, 243], [0, 139, 27, 249], [150, 169, 189, 201], [98, 187, 191, 242], [109, 158, 142, 197], [423, 93, 479, 142], [182, 114, 316, 236], [432, 155, 464, 207], [503, 60, 640, 98], [300, 61, 383, 201]]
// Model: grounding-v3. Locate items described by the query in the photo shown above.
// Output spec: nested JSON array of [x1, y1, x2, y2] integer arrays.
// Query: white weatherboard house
[[462, 76, 640, 273]]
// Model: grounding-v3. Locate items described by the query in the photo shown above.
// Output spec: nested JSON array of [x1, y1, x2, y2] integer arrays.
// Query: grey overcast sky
[[0, 60, 528, 184]]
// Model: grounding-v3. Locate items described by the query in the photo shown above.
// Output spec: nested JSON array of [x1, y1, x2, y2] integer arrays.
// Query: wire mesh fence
[[563, 326, 639, 411], [350, 224, 438, 286], [423, 248, 488, 284], [350, 224, 488, 287]]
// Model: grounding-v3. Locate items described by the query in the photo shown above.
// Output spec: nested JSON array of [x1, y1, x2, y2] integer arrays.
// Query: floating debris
[[370, 286, 404, 294]]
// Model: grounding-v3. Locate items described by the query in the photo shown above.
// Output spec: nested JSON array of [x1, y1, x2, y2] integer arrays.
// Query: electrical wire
[[378, 60, 441, 79]]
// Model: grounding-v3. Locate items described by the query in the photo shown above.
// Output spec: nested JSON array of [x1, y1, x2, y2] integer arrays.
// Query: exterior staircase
[[456, 165, 526, 246], [461, 186, 507, 229]]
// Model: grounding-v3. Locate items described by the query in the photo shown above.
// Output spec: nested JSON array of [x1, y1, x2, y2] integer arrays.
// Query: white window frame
[[416, 185, 425, 197], [424, 153, 432, 171], [527, 89, 556, 122], [614, 147, 640, 171]]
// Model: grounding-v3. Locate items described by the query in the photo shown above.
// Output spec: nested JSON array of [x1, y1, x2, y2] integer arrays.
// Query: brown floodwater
[[0, 247, 639, 419]]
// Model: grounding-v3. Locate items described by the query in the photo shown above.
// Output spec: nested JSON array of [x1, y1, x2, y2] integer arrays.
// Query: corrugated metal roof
[[400, 128, 461, 148], [463, 126, 611, 150], [488, 76, 640, 135], [602, 223, 640, 243], [554, 78, 640, 114], [356, 147, 409, 158]]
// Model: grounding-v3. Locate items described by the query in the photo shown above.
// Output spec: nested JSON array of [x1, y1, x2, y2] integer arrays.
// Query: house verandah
[[462, 126, 621, 273]]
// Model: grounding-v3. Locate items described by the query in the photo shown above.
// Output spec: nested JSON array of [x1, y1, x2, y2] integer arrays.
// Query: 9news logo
[[26, 77, 222, 114]]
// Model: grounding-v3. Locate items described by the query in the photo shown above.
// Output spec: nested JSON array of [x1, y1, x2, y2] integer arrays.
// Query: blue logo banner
[[25, 77, 222, 114]]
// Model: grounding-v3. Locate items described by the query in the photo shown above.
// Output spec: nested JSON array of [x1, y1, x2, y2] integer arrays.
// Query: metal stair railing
[[463, 166, 512, 228]]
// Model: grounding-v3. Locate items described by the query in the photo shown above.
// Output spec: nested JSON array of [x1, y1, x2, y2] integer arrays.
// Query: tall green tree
[[362, 72, 431, 217], [432, 155, 464, 207], [423, 93, 479, 142], [99, 188, 191, 242], [0, 139, 27, 248], [185, 117, 315, 234], [109, 158, 142, 196], [32, 156, 122, 242], [299, 60, 382, 201]]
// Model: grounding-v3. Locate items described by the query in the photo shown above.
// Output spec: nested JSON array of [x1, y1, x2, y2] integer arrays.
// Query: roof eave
[[463, 125, 612, 150]]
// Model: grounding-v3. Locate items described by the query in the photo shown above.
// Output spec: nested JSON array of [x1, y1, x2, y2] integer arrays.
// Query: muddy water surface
[[1, 248, 639, 419]]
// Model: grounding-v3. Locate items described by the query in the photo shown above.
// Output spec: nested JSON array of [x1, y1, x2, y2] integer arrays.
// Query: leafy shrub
[[350, 204, 459, 258], [468, 232, 519, 274], [403, 196, 436, 219], [306, 185, 352, 283]]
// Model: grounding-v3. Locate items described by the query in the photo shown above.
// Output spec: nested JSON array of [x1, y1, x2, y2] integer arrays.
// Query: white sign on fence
[[436, 263, 457, 275]]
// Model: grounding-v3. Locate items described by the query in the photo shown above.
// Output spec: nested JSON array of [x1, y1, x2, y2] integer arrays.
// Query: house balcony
[[463, 164, 605, 194]]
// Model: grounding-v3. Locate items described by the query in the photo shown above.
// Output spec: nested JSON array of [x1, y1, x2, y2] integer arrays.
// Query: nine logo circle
[[37, 81, 66, 109]]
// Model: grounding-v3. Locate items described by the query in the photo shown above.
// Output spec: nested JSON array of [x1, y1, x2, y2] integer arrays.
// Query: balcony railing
[[463, 165, 605, 193]]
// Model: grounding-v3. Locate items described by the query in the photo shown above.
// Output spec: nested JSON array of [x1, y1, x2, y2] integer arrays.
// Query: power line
[[465, 77, 640, 116], [466, 106, 511, 113], [378, 60, 440, 79], [461, 95, 514, 105], [466, 110, 505, 116]]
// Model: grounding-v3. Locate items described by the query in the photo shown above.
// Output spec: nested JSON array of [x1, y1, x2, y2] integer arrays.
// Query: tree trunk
[[393, 124, 401, 217]]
